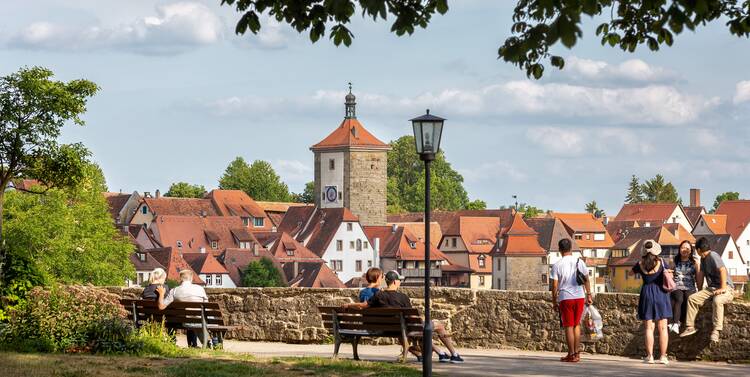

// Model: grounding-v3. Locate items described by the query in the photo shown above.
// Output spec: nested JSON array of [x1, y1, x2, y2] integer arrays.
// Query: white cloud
[[232, 16, 291, 50], [733, 80, 750, 104], [564, 56, 677, 83], [273, 159, 312, 184], [525, 127, 653, 157], [460, 161, 528, 184], [7, 2, 223, 55]]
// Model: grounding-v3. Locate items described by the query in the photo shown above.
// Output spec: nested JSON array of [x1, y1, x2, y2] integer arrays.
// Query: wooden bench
[[318, 306, 425, 362], [120, 299, 232, 349]]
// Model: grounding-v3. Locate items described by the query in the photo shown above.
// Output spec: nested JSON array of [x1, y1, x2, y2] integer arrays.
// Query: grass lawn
[[0, 351, 422, 377]]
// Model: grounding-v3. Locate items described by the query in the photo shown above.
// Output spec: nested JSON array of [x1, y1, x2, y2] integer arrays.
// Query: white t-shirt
[[162, 281, 208, 307], [551, 255, 588, 302]]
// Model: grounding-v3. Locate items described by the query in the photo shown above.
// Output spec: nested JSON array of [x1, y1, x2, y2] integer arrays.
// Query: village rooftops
[[697, 214, 728, 235], [149, 215, 260, 255], [458, 216, 503, 254], [492, 214, 546, 257], [142, 197, 219, 217], [553, 212, 614, 249], [613, 203, 683, 224], [148, 247, 204, 284], [715, 200, 750, 241], [524, 217, 581, 252], [182, 252, 229, 276], [286, 262, 346, 288], [277, 206, 359, 257], [387, 209, 514, 236], [363, 225, 450, 261], [206, 189, 267, 219], [683, 206, 706, 227], [310, 118, 390, 151]]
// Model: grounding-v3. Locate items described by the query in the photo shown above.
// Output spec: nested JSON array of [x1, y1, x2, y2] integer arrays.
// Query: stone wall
[[107, 287, 750, 361], [503, 256, 547, 291], [345, 150, 387, 226]]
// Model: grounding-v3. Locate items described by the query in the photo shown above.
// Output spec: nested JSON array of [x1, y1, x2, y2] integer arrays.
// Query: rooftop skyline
[[2, 0, 749, 214]]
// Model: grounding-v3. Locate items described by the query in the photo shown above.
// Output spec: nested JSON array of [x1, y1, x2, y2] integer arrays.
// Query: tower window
[[338, 191, 342, 200], [141, 206, 147, 214], [329, 159, 335, 170]]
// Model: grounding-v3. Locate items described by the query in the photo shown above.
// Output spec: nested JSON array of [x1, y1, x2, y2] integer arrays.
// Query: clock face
[[325, 186, 338, 203]]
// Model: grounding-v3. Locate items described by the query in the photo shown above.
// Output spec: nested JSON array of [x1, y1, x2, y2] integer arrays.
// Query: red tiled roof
[[697, 214, 728, 235], [459, 217, 501, 254], [715, 200, 750, 241], [492, 214, 545, 257], [267, 232, 324, 262], [390, 222, 443, 247], [363, 225, 449, 261], [387, 209, 514, 236], [182, 252, 229, 275], [525, 218, 581, 252], [256, 201, 313, 213], [150, 215, 259, 255], [130, 251, 166, 272], [148, 247, 204, 284], [683, 206, 706, 227], [608, 239, 650, 267], [614, 203, 681, 223], [277, 207, 359, 256], [143, 197, 218, 217], [606, 220, 639, 243], [207, 190, 268, 219], [286, 262, 345, 288], [105, 193, 131, 222], [311, 118, 389, 151], [662, 223, 695, 244], [10, 179, 43, 191], [554, 213, 614, 248]]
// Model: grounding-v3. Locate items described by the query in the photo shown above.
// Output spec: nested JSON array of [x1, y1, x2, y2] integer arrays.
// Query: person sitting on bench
[[156, 269, 208, 348], [343, 270, 464, 363]]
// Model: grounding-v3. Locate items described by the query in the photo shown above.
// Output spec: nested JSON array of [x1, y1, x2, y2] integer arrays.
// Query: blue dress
[[633, 262, 673, 321]]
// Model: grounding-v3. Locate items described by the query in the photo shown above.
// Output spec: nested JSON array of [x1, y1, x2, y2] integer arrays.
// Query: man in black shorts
[[343, 270, 464, 363]]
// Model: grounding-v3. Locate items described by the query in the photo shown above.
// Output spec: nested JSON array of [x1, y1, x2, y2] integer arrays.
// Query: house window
[[350, 241, 355, 249], [541, 273, 548, 284], [347, 223, 353, 231], [409, 241, 416, 249], [138, 253, 146, 262], [478, 255, 486, 268], [176, 240, 183, 249], [452, 238, 457, 248], [746, 240, 749, 246], [336, 240, 343, 251], [593, 233, 605, 241], [574, 234, 583, 240], [253, 217, 264, 227], [338, 191, 343, 200], [728, 251, 733, 259], [364, 241, 369, 249], [239, 241, 251, 249], [205, 274, 212, 286], [286, 247, 294, 256], [137, 273, 144, 284], [329, 159, 335, 170], [355, 260, 362, 272], [368, 260, 372, 268], [331, 260, 343, 272], [586, 234, 590, 240], [216, 274, 222, 286], [211, 241, 218, 249], [141, 206, 147, 214], [479, 276, 485, 286], [356, 239, 362, 251], [243, 217, 250, 226]]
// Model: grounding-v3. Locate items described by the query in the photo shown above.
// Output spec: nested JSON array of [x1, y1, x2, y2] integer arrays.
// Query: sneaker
[[642, 355, 654, 364], [710, 330, 720, 343], [669, 324, 680, 334], [450, 354, 465, 364], [659, 355, 669, 365], [438, 353, 451, 363], [679, 327, 697, 337]]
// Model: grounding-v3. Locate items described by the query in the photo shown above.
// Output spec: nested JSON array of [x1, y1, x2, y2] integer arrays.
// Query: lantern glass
[[410, 110, 445, 157], [412, 121, 424, 154]]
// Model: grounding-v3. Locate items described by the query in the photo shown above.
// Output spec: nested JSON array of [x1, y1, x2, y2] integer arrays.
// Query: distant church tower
[[311, 85, 390, 226]]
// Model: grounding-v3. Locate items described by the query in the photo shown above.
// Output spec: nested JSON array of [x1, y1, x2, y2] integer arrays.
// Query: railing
[[400, 268, 442, 278]]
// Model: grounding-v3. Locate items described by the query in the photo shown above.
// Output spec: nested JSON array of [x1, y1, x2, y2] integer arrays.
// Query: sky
[[1, 0, 749, 215]]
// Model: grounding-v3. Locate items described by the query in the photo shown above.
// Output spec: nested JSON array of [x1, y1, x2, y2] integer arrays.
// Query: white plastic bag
[[581, 305, 604, 341]]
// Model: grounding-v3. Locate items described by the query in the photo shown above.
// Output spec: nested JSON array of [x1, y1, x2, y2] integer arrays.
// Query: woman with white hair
[[141, 267, 169, 300]]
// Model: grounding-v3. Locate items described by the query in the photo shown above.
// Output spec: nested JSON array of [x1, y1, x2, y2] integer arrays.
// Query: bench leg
[[352, 336, 360, 361], [399, 335, 408, 363], [333, 337, 342, 360]]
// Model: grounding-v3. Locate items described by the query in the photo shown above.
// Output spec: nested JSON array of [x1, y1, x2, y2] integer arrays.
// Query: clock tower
[[311, 85, 390, 226]]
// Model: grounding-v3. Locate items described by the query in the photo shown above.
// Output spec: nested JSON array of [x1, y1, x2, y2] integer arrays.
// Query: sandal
[[560, 353, 575, 362]]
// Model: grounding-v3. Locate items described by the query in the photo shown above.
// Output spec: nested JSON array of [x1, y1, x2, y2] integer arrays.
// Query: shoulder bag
[[575, 258, 588, 286], [661, 258, 676, 292]]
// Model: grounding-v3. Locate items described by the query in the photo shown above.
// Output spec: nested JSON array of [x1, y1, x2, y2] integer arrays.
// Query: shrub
[[0, 285, 126, 352], [130, 320, 182, 357]]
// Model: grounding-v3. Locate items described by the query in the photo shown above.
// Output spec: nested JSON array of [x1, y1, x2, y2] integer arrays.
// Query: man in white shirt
[[551, 238, 592, 363], [157, 269, 208, 347]]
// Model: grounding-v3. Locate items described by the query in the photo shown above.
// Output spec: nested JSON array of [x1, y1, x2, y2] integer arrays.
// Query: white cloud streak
[[733, 80, 750, 104], [564, 56, 677, 83]]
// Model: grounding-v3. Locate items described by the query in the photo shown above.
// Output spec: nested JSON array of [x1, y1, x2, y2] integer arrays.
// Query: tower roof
[[311, 118, 390, 151]]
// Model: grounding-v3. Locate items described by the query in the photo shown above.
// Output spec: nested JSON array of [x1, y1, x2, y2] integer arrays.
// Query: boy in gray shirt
[[680, 237, 734, 342]]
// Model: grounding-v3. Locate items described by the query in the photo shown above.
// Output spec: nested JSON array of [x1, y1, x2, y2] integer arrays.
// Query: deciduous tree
[[241, 257, 285, 287], [712, 191, 740, 213], [218, 157, 293, 202], [221, 1, 750, 78], [165, 182, 207, 198]]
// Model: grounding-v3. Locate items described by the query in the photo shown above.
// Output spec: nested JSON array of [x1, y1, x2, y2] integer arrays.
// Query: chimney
[[373, 237, 380, 269], [690, 188, 701, 207], [293, 261, 299, 277], [144, 191, 151, 198], [155, 189, 161, 198]]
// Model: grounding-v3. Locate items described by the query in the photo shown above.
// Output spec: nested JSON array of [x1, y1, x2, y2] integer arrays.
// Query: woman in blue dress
[[632, 240, 672, 365]]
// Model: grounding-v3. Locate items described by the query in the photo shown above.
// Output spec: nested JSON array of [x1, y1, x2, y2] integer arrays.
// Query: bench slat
[[321, 314, 422, 325], [134, 308, 223, 317], [135, 315, 225, 325], [120, 299, 221, 310]]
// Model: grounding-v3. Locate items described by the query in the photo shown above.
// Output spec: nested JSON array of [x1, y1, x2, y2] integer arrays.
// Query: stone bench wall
[[107, 286, 750, 361]]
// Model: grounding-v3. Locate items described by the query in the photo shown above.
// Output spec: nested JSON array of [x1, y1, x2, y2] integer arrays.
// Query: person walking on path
[[551, 238, 592, 363], [633, 240, 672, 365], [358, 267, 382, 302], [668, 240, 699, 334], [680, 236, 734, 343]]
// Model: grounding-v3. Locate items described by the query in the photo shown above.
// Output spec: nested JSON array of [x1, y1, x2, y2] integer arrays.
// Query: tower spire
[[345, 82, 356, 119]]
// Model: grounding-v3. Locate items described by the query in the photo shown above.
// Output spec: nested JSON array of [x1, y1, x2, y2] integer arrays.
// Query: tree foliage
[[222, 1, 750, 78], [218, 157, 293, 202], [164, 182, 206, 198], [625, 175, 643, 204], [518, 203, 544, 219], [466, 199, 487, 210], [641, 174, 680, 203], [293, 181, 315, 204], [387, 135, 483, 213], [241, 257, 285, 287], [1, 163, 135, 318], [0, 66, 99, 281], [712, 191, 740, 213]]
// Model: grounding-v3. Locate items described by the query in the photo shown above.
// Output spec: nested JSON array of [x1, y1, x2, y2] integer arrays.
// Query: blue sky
[[2, 0, 749, 214]]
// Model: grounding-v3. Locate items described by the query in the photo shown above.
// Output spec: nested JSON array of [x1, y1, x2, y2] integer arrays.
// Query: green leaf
[[436, 0, 449, 15], [550, 55, 565, 69]]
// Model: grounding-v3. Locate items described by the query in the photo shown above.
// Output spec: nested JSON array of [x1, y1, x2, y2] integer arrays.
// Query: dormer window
[[347, 223, 353, 231], [478, 255, 486, 268], [211, 241, 218, 249], [286, 248, 294, 256], [253, 217, 264, 227], [409, 241, 416, 249], [243, 217, 250, 226], [176, 240, 183, 249], [141, 206, 148, 214], [239, 241, 251, 249], [138, 253, 146, 262]]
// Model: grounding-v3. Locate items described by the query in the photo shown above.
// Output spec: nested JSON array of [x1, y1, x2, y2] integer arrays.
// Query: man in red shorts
[[551, 238, 593, 362]]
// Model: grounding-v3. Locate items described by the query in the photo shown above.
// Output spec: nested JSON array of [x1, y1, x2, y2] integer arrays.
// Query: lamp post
[[410, 109, 445, 377]]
